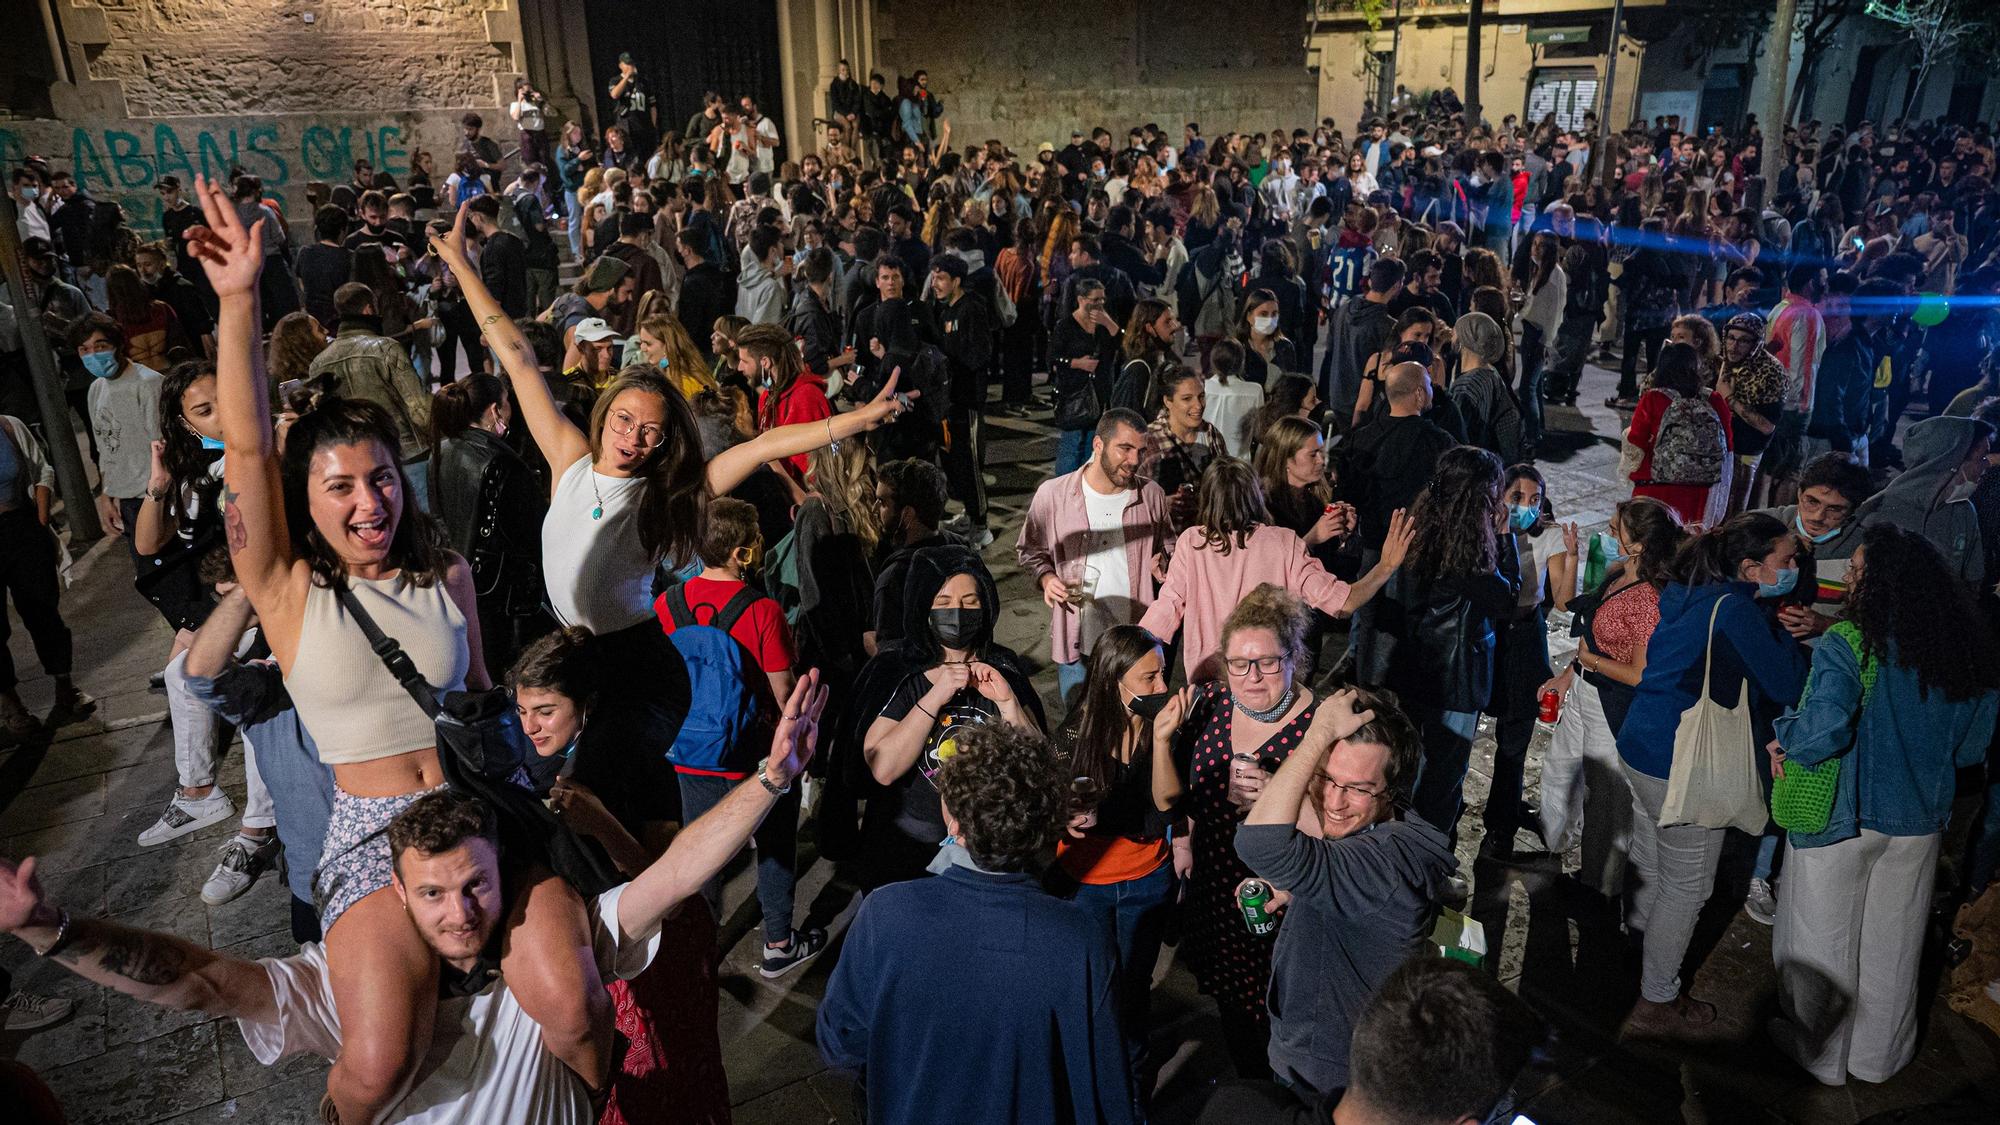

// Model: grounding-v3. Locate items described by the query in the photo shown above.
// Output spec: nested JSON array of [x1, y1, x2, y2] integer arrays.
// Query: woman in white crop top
[[186, 176, 610, 1124], [429, 201, 911, 798]]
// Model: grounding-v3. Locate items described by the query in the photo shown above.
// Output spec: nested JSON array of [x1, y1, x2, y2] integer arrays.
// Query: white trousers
[[1537, 679, 1634, 897], [1771, 830, 1939, 1085]]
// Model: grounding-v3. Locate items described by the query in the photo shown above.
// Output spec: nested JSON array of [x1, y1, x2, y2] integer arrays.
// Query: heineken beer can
[[1238, 879, 1278, 935]]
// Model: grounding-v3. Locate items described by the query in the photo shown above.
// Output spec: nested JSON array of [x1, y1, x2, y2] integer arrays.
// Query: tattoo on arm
[[221, 484, 247, 555], [54, 921, 191, 986]]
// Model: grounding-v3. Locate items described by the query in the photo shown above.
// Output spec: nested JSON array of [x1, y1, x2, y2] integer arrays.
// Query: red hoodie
[[759, 368, 831, 475]]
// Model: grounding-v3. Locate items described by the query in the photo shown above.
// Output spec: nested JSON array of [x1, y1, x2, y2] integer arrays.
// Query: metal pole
[[1386, 0, 1405, 118], [1598, 0, 1627, 189], [1465, 0, 1484, 127], [0, 196, 104, 542]]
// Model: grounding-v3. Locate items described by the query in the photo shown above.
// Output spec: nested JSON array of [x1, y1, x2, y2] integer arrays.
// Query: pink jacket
[[1015, 468, 1175, 665], [1139, 524, 1353, 680]]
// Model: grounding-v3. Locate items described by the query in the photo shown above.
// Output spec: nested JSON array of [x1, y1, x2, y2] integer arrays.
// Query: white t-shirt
[[543, 456, 657, 631], [752, 116, 780, 174], [238, 884, 661, 1125], [1204, 375, 1265, 455], [1078, 478, 1138, 653], [1515, 525, 1572, 608]]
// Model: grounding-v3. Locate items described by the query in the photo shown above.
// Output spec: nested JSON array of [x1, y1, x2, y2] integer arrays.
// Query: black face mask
[[1126, 690, 1171, 721], [930, 606, 984, 650]]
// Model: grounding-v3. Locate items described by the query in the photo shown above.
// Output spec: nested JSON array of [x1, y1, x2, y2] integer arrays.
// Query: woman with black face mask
[[855, 547, 1046, 888], [1052, 624, 1180, 1111]]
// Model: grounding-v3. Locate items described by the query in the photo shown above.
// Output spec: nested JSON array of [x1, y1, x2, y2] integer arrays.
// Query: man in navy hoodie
[[817, 722, 1134, 1124]]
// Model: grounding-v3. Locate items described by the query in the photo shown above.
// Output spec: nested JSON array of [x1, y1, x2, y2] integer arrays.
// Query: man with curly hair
[[817, 723, 1135, 1124]]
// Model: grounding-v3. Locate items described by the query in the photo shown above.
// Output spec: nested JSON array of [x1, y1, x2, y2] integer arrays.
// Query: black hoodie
[[850, 547, 1046, 849]]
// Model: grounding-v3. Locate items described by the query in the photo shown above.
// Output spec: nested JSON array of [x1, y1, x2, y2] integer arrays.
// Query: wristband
[[31, 907, 72, 959]]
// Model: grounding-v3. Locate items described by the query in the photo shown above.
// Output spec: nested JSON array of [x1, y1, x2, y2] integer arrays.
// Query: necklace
[[588, 470, 605, 520], [1233, 686, 1297, 725]]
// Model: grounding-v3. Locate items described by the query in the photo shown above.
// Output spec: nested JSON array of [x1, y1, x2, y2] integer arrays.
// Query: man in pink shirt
[[1760, 264, 1827, 506], [1016, 408, 1175, 706]]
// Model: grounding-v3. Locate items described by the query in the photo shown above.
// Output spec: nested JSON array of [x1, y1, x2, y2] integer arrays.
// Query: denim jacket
[[1774, 636, 1997, 847]]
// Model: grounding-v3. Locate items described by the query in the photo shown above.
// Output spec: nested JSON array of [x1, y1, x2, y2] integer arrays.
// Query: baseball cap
[[573, 318, 620, 344], [20, 236, 55, 258], [618, 51, 635, 65], [156, 175, 182, 191]]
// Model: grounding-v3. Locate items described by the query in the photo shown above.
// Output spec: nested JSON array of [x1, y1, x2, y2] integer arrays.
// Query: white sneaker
[[3, 989, 74, 1032], [137, 790, 236, 846], [1746, 877, 1777, 926], [201, 834, 282, 905]]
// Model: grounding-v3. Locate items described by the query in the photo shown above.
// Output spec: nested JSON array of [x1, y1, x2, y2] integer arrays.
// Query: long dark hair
[[1614, 496, 1687, 591], [1670, 511, 1787, 586], [281, 397, 449, 587], [1649, 340, 1704, 398], [1251, 373, 1316, 440], [430, 373, 508, 453], [1193, 457, 1271, 555], [588, 368, 706, 565], [1405, 446, 1504, 583], [1848, 524, 2000, 702], [157, 360, 219, 527], [1062, 625, 1164, 794]]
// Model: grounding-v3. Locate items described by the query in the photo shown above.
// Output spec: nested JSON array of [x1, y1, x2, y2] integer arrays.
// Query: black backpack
[[335, 584, 621, 896]]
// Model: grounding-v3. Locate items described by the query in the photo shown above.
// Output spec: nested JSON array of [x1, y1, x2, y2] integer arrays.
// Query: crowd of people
[[2, 56, 2000, 1124]]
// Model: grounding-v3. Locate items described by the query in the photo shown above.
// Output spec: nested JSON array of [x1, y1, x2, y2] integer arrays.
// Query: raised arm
[[184, 175, 300, 635], [429, 202, 590, 478], [0, 856, 275, 1026], [706, 370, 910, 495], [616, 671, 827, 945]]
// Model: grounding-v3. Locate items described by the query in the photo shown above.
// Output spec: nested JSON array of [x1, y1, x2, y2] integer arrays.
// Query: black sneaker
[[759, 927, 828, 979]]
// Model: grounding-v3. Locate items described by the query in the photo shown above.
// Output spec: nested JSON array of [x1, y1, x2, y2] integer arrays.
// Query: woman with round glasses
[[428, 201, 909, 814], [1150, 584, 1317, 1079]]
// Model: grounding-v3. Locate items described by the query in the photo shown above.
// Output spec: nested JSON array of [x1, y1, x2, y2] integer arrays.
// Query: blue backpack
[[661, 584, 767, 773]]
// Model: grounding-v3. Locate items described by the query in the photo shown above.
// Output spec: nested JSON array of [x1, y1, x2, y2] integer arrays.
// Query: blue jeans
[[678, 772, 802, 946], [1070, 856, 1177, 1089], [402, 457, 430, 514], [1056, 427, 1092, 477], [1517, 322, 1547, 452], [1057, 660, 1087, 709]]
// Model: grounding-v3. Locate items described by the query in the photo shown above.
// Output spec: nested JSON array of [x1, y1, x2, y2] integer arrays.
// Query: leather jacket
[[1355, 538, 1522, 713], [430, 428, 547, 616]]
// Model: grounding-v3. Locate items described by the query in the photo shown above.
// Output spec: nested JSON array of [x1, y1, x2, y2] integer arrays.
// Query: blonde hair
[[1219, 583, 1309, 670], [807, 441, 884, 556], [639, 311, 718, 397]]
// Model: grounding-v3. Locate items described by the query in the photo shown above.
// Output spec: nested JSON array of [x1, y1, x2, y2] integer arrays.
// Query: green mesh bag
[[1770, 622, 1877, 834]]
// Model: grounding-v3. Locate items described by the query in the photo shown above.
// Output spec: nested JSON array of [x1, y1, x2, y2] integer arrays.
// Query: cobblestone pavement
[[3, 356, 1997, 1123]]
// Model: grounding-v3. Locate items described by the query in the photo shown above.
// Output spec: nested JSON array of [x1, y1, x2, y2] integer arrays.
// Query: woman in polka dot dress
[[1152, 584, 1319, 1078]]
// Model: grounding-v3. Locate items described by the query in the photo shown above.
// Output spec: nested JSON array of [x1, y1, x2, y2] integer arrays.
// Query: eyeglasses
[[605, 409, 665, 447], [1317, 774, 1387, 801], [1224, 656, 1286, 677]]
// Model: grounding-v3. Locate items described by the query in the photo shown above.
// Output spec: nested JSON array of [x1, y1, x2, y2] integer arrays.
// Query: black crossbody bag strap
[[332, 582, 442, 718]]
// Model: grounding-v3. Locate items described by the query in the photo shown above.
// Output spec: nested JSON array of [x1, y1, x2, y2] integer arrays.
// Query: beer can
[[1238, 879, 1278, 936], [1538, 688, 1562, 725]]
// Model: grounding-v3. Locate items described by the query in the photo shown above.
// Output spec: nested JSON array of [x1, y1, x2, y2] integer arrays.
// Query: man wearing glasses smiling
[[1232, 685, 1460, 1102]]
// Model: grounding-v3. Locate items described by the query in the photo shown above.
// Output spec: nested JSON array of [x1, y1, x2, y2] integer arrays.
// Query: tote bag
[[1659, 596, 1769, 834]]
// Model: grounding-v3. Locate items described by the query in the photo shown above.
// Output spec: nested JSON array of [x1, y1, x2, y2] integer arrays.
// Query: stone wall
[[872, 0, 1315, 152], [5, 0, 525, 234]]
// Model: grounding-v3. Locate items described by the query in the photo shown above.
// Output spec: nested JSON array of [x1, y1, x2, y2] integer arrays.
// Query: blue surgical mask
[[1509, 504, 1539, 532], [198, 434, 225, 451], [1793, 513, 1839, 545], [81, 351, 121, 380], [20, 186, 39, 202], [1757, 567, 1800, 598]]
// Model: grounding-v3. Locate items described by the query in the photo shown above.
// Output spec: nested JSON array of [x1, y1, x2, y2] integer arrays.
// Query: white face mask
[[1253, 315, 1278, 336]]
